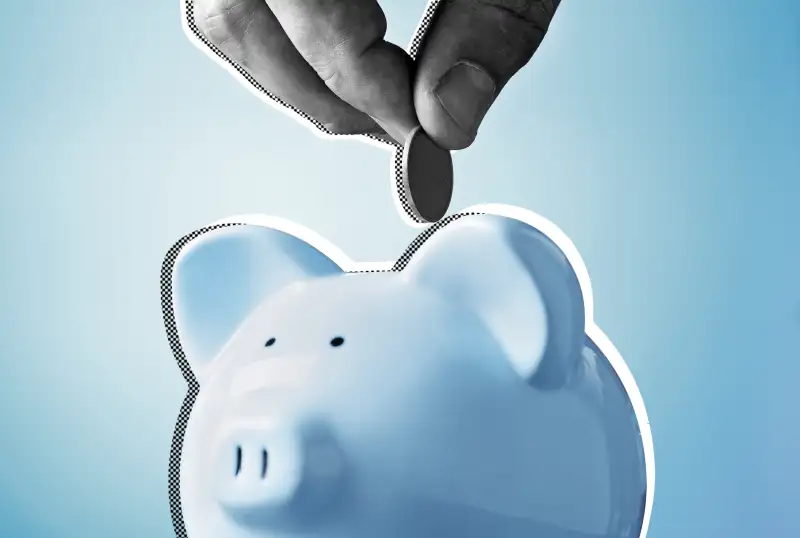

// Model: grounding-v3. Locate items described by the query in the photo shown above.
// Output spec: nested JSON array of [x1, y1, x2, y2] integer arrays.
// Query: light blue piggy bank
[[168, 212, 651, 538]]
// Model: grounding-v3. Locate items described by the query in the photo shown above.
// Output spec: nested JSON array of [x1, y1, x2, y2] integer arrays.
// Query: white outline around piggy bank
[[165, 206, 654, 538]]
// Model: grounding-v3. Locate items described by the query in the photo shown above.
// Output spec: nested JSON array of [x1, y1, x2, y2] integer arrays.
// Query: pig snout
[[212, 419, 347, 527]]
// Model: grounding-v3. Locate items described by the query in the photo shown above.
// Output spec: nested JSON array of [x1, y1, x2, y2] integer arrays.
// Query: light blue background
[[0, 1, 797, 537]]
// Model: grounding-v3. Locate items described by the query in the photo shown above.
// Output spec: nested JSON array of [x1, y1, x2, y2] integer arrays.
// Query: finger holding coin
[[260, 0, 454, 223], [261, 0, 417, 143], [194, 0, 384, 136], [193, 0, 455, 223]]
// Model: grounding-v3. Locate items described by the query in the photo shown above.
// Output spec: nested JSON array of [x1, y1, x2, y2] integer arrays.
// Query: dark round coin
[[401, 126, 453, 223]]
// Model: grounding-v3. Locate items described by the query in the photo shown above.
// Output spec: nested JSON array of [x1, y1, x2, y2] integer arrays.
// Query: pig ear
[[170, 225, 343, 378], [403, 215, 585, 389]]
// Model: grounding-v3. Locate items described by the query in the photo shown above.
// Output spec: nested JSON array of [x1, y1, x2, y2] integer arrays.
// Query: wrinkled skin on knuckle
[[330, 12, 388, 59], [472, 0, 555, 29], [194, 0, 259, 58], [303, 12, 388, 96], [319, 66, 349, 98], [465, 0, 552, 75]]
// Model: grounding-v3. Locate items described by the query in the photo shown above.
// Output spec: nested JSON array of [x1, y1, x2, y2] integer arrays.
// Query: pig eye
[[264, 337, 276, 347], [330, 336, 344, 347]]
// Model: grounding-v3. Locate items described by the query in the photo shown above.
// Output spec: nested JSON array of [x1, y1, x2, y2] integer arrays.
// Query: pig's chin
[[188, 474, 594, 538]]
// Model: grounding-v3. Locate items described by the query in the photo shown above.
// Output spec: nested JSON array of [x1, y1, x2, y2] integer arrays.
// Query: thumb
[[413, 0, 560, 150]]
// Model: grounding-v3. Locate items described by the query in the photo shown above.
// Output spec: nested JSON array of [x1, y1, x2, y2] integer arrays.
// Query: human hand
[[190, 0, 560, 149]]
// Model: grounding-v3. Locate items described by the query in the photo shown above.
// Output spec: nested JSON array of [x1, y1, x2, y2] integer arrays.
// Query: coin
[[401, 126, 454, 223]]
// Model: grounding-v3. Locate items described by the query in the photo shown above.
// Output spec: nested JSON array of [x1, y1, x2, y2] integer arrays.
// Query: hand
[[191, 0, 559, 149]]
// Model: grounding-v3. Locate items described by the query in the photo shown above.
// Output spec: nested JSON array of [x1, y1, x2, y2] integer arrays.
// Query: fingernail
[[434, 61, 497, 139]]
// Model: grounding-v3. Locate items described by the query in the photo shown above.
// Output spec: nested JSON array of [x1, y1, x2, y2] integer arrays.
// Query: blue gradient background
[[0, 1, 797, 537]]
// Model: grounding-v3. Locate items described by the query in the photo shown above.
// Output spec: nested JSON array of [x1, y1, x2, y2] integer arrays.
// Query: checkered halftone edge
[[162, 212, 647, 538], [161, 223, 239, 538], [183, 0, 447, 225]]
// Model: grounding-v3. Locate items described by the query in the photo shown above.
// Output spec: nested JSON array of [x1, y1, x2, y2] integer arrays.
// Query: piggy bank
[[168, 212, 652, 538]]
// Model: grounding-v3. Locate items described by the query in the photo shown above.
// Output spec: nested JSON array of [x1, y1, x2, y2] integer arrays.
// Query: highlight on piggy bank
[[162, 208, 654, 538]]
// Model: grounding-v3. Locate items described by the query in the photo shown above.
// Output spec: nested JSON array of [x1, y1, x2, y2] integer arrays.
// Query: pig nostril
[[260, 448, 269, 479], [234, 445, 242, 477]]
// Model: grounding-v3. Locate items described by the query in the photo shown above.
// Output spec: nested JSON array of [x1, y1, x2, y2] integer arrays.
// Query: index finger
[[265, 0, 419, 143]]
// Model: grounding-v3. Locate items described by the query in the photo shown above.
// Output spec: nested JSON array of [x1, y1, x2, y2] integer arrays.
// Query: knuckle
[[194, 0, 256, 49], [323, 68, 346, 93], [295, 8, 387, 74], [300, 12, 387, 93], [318, 64, 349, 96], [472, 0, 554, 33], [307, 13, 389, 98], [455, 0, 551, 71], [330, 12, 388, 59], [305, 54, 336, 80]]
